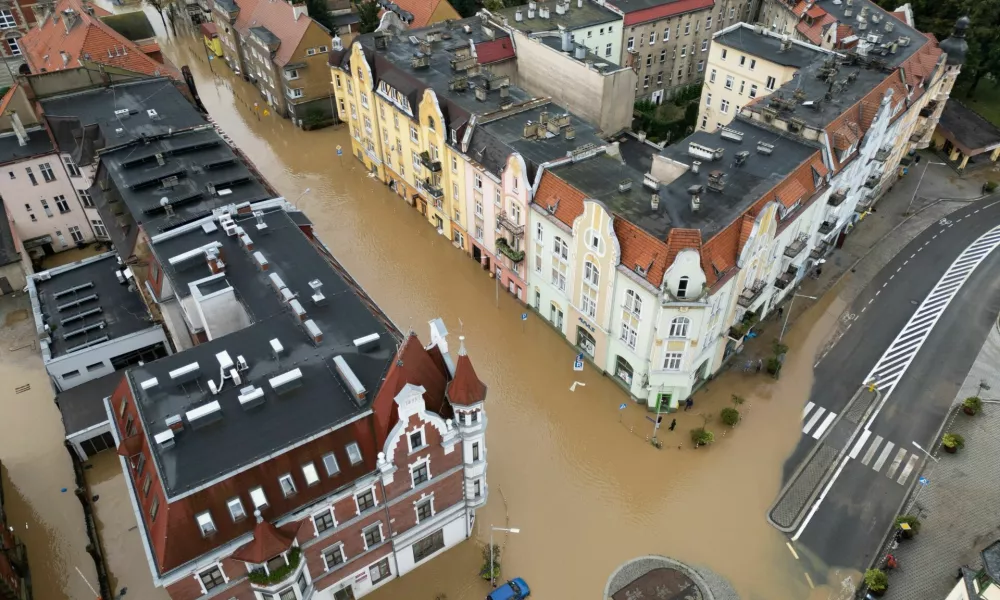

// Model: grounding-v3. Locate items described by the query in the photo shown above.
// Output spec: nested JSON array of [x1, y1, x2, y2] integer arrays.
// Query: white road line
[[896, 267, 902, 273], [897, 454, 920, 485], [861, 306, 867, 313], [910, 253, 916, 258], [861, 435, 884, 466], [882, 282, 888, 288], [885, 448, 907, 478], [812, 412, 838, 439], [974, 209, 981, 214], [850, 429, 873, 459], [786, 542, 800, 560], [904, 260, 909, 265], [873, 442, 896, 472], [933, 234, 938, 239], [890, 274, 895, 280], [803, 402, 815, 420], [985, 200, 1000, 208], [876, 290, 881, 296], [868, 298, 874, 305], [803, 407, 827, 434]]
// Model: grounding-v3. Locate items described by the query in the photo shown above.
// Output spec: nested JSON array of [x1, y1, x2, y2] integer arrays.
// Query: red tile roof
[[737, 214, 754, 254], [617, 0, 714, 26], [535, 171, 585, 228], [613, 218, 669, 287], [476, 38, 515, 65], [775, 178, 807, 207], [446, 342, 487, 406], [383, 0, 457, 28], [230, 518, 300, 563], [0, 85, 17, 116], [22, 0, 176, 77], [234, 0, 318, 67], [796, 11, 836, 45], [806, 5, 826, 18]]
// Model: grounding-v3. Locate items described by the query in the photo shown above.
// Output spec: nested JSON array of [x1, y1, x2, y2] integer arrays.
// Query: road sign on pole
[[619, 403, 627, 410], [573, 357, 584, 371], [336, 145, 343, 156], [918, 476, 929, 485]]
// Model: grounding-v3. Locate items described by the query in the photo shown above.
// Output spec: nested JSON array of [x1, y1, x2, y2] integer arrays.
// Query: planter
[[963, 406, 977, 416], [943, 444, 957, 454]]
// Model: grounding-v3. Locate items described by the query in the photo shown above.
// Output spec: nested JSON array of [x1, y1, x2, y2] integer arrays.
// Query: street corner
[[604, 555, 740, 600]]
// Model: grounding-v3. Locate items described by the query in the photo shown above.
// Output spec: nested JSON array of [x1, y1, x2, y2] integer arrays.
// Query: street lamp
[[292, 188, 311, 207], [489, 525, 520, 588], [779, 294, 818, 342], [905, 160, 947, 215], [911, 440, 939, 463]]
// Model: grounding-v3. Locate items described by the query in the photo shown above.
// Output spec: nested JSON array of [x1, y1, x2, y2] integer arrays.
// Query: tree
[[483, 0, 506, 10], [452, 0, 480, 17], [353, 0, 380, 34], [305, 0, 335, 32]]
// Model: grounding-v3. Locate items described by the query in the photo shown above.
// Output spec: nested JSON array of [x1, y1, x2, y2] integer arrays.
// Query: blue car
[[487, 578, 531, 600]]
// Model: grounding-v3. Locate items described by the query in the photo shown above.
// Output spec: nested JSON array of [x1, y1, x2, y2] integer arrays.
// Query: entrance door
[[651, 89, 664, 105], [0, 277, 12, 294], [334, 586, 356, 600], [534, 290, 540, 310], [577, 327, 596, 357], [472, 245, 482, 263]]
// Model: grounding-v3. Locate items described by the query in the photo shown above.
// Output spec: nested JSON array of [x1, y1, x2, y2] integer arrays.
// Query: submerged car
[[487, 577, 531, 600]]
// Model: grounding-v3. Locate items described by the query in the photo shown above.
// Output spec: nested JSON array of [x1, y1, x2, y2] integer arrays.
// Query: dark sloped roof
[[0, 201, 20, 268], [937, 100, 1000, 155]]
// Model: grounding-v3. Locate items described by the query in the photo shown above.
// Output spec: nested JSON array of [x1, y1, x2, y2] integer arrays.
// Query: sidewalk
[[879, 326, 1000, 599]]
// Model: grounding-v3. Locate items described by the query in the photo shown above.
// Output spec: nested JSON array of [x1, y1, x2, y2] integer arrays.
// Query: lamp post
[[905, 160, 947, 215], [293, 187, 311, 208], [779, 294, 818, 342], [911, 440, 939, 463], [489, 525, 520, 588]]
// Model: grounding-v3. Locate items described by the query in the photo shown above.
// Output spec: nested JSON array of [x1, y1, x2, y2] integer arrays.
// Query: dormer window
[[196, 511, 216, 537], [346, 442, 363, 465], [279, 474, 297, 497], [302, 462, 320, 486], [323, 452, 340, 476], [227, 497, 246, 522], [677, 276, 690, 299], [250, 486, 268, 510]]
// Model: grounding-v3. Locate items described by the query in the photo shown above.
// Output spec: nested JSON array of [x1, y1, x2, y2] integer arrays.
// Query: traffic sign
[[619, 403, 627, 410], [918, 476, 929, 485], [521, 313, 528, 321], [573, 357, 584, 371], [336, 145, 343, 156]]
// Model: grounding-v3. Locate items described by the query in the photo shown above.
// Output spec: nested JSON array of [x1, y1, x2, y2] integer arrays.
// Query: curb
[[766, 386, 880, 532]]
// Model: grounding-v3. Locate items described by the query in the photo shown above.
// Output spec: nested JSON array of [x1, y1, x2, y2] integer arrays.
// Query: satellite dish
[[159, 197, 169, 206]]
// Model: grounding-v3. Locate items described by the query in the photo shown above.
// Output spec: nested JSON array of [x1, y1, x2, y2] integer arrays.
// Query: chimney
[[63, 9, 77, 34], [515, 8, 522, 21], [574, 44, 587, 59], [539, 5, 549, 18], [332, 35, 343, 51], [577, 0, 582, 6], [9, 112, 27, 147], [556, 1, 567, 14], [691, 160, 701, 174], [560, 26, 571, 52], [60, 51, 70, 66], [539, 111, 549, 125], [205, 247, 225, 273], [292, 1, 308, 20], [637, 131, 647, 143], [528, 2, 536, 18], [564, 125, 575, 140], [651, 193, 660, 210]]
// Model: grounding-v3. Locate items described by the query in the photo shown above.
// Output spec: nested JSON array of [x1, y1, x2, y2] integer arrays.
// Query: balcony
[[783, 236, 807, 259], [828, 189, 847, 207], [736, 280, 767, 308], [497, 214, 524, 237], [424, 179, 444, 199], [496, 237, 525, 263], [818, 221, 835, 235], [728, 311, 759, 340], [873, 148, 890, 162], [419, 150, 442, 172], [810, 242, 829, 261], [775, 267, 796, 290], [863, 175, 879, 190], [920, 101, 939, 118]]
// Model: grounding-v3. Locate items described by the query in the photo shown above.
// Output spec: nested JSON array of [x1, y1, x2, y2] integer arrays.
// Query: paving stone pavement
[[769, 444, 839, 529], [881, 326, 1000, 599]]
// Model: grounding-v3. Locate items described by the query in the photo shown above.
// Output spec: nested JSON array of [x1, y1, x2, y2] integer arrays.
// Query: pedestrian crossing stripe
[[848, 429, 924, 486], [801, 403, 839, 439]]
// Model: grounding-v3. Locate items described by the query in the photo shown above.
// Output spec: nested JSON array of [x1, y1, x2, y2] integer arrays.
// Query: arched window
[[581, 261, 599, 319], [584, 261, 600, 287], [553, 236, 568, 260], [669, 316, 690, 338], [677, 276, 690, 298]]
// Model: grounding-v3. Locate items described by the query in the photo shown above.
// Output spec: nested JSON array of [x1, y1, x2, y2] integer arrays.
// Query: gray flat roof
[[33, 253, 154, 359], [469, 101, 605, 178], [714, 26, 827, 68], [537, 34, 621, 68], [101, 128, 271, 236], [134, 209, 397, 496], [604, 0, 699, 14], [0, 126, 56, 166], [496, 2, 619, 32], [57, 371, 120, 436], [555, 119, 818, 240], [41, 78, 206, 165], [818, 0, 926, 69]]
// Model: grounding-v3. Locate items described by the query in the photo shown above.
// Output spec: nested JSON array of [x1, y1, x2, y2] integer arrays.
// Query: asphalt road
[[780, 198, 1000, 579]]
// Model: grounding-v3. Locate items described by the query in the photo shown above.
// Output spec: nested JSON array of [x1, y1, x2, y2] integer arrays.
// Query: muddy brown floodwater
[[0, 9, 858, 597]]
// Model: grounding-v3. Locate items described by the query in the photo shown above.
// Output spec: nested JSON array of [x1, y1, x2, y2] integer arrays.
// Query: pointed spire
[[458, 335, 467, 356]]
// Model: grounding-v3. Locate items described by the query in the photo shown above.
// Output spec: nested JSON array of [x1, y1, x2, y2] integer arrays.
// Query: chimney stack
[[515, 8, 522, 21], [560, 26, 571, 52], [9, 112, 27, 147], [205, 247, 225, 274], [292, 1, 308, 20]]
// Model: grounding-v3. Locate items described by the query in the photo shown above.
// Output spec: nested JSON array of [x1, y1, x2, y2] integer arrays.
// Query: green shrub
[[690, 427, 715, 447], [864, 568, 888, 592], [963, 396, 982, 414], [985, 181, 998, 193], [942, 432, 965, 449], [247, 547, 301, 585], [720, 407, 740, 426]]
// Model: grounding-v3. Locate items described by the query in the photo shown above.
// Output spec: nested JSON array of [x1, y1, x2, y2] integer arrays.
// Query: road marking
[[933, 234, 938, 239], [873, 441, 895, 473], [811, 412, 838, 439], [803, 407, 827, 434], [850, 429, 873, 459], [786, 542, 800, 560], [985, 200, 1000, 208], [868, 298, 874, 305], [897, 454, 920, 485], [924, 241, 930, 245], [876, 290, 881, 296], [885, 447, 907, 478], [804, 573, 815, 589], [861, 306, 867, 313], [882, 282, 887, 288], [803, 402, 815, 420], [890, 274, 895, 281], [974, 209, 981, 214], [861, 435, 884, 466]]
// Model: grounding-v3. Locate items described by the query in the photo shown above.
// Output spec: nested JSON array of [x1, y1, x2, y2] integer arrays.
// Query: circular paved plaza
[[604, 556, 741, 600]]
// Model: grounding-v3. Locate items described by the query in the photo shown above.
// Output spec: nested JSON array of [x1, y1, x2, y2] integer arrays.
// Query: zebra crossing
[[801, 402, 839, 439], [864, 224, 1000, 397], [847, 430, 922, 486]]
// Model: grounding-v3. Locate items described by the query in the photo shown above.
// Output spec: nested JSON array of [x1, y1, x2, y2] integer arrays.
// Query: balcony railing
[[419, 151, 441, 172], [810, 242, 828, 261], [783, 236, 807, 259], [736, 280, 767, 308], [874, 148, 890, 162], [818, 221, 835, 235], [863, 175, 879, 190], [775, 267, 796, 290], [828, 189, 847, 207], [497, 214, 524, 237], [920, 101, 939, 118], [496, 237, 525, 263], [424, 179, 443, 199]]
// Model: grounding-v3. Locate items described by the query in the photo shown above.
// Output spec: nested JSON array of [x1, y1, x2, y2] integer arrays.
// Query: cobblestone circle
[[604, 555, 740, 600]]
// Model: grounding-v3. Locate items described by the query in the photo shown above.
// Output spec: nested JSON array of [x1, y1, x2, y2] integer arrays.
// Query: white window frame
[[361, 522, 385, 551], [302, 462, 320, 486], [354, 486, 378, 514], [725, 75, 734, 90], [346, 442, 362, 465], [410, 125, 419, 142], [663, 351, 683, 371], [669, 316, 690, 338], [196, 511, 216, 537], [278, 474, 296, 497], [410, 457, 431, 487], [322, 542, 347, 570], [408, 427, 426, 452], [250, 486, 268, 510], [195, 564, 229, 594], [312, 507, 337, 536], [226, 497, 246, 522], [721, 99, 730, 114], [414, 495, 435, 523]]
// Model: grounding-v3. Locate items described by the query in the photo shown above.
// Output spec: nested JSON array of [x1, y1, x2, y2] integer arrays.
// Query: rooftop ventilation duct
[[354, 332, 381, 352], [169, 361, 201, 384], [154, 430, 175, 449], [238, 385, 265, 409], [165, 414, 184, 432], [270, 338, 284, 358], [270, 368, 303, 395], [304, 319, 323, 345], [289, 298, 307, 321], [574, 45, 587, 60], [253, 251, 269, 271], [309, 279, 325, 304], [333, 355, 366, 400], [186, 401, 223, 429], [140, 377, 159, 391]]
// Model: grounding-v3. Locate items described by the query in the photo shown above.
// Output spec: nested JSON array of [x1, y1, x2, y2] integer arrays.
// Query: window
[[356, 489, 376, 512], [427, 116, 435, 130], [39, 163, 55, 182], [302, 463, 320, 486], [409, 429, 424, 451], [0, 11, 15, 29], [706, 16, 712, 28], [643, 74, 649, 88], [709, 68, 717, 84], [749, 84, 758, 98], [369, 557, 391, 584], [627, 36, 634, 50], [659, 49, 666, 63], [416, 499, 433, 522], [494, 188, 501, 207], [725, 75, 734, 90], [475, 479, 482, 497], [7, 37, 20, 57], [78, 188, 93, 207], [680, 45, 687, 58], [701, 40, 709, 52], [63, 156, 81, 177], [553, 236, 569, 260], [227, 497, 246, 521], [25, 167, 36, 186], [68, 225, 84, 243], [739, 55, 746, 67], [729, 7, 735, 18], [199, 566, 226, 592], [412, 462, 429, 486], [705, 93, 712, 107], [363, 523, 383, 548], [322, 544, 345, 569], [581, 261, 599, 319], [721, 48, 728, 60], [451, 156, 458, 172], [55, 195, 70, 213], [346, 442, 362, 465], [7, 171, 12, 179], [698, 60, 704, 72], [750, 59, 757, 70], [766, 76, 776, 90], [677, 275, 690, 298], [410, 126, 418, 142], [701, 115, 708, 129], [413, 529, 445, 563], [663, 352, 683, 371], [474, 173, 483, 189], [669, 316, 690, 338], [684, 22, 690, 35], [606, 43, 612, 57], [277, 474, 296, 497], [314, 509, 335, 534], [150, 496, 159, 521], [645, 53, 652, 67], [472, 441, 481, 461], [196, 511, 216, 537], [322, 452, 339, 476], [657, 72, 663, 85], [250, 486, 268, 510], [721, 99, 730, 114], [125, 414, 136, 437]]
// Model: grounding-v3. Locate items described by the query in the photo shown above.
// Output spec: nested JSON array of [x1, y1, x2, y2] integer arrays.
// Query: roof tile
[[535, 171, 585, 228], [613, 218, 669, 287]]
